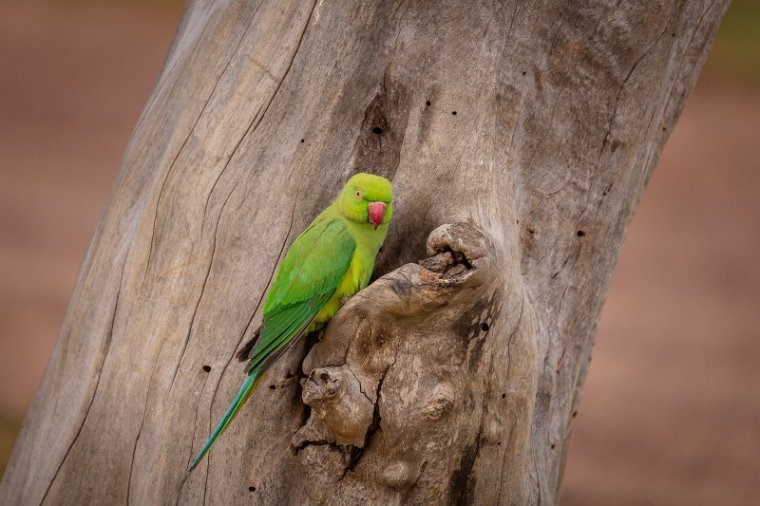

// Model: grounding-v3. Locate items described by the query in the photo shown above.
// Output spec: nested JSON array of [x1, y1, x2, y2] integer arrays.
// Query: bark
[[0, 1, 727, 505]]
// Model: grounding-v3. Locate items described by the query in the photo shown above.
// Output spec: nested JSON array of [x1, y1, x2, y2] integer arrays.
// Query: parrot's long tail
[[180, 372, 262, 485]]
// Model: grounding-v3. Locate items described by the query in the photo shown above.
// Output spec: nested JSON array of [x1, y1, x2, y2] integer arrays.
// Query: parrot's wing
[[182, 218, 354, 482], [244, 217, 355, 376]]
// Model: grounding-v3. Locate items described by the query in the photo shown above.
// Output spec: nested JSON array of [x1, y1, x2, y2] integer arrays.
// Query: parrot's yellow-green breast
[[273, 172, 392, 329]]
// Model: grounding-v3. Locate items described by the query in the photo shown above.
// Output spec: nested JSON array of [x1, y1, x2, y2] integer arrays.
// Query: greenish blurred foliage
[[703, 0, 760, 83]]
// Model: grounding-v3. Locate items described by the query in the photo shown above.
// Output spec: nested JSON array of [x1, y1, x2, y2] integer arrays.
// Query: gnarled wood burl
[[294, 222, 535, 504]]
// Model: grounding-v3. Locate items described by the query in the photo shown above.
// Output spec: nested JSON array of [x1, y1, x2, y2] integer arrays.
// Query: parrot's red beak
[[367, 201, 386, 228]]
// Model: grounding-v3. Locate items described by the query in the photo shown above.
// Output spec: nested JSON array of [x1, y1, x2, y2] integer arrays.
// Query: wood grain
[[0, 0, 727, 504]]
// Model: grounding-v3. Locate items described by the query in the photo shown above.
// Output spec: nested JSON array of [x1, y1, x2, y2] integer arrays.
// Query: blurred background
[[0, 1, 757, 503]]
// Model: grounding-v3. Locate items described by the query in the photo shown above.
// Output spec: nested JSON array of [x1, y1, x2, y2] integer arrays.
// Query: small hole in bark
[[572, 411, 578, 418], [248, 486, 256, 492], [501, 393, 506, 399], [551, 444, 556, 450], [300, 138, 304, 143], [425, 100, 431, 106], [202, 365, 211, 373], [481, 322, 490, 332], [522, 71, 527, 76], [269, 384, 276, 390], [285, 371, 294, 378], [372, 127, 383, 135], [671, 32, 676, 37], [497, 442, 502, 446], [452, 111, 457, 115], [576, 230, 586, 237], [527, 228, 535, 235]]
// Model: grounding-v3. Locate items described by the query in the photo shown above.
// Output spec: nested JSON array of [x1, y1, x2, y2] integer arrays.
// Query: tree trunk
[[1, 1, 727, 504]]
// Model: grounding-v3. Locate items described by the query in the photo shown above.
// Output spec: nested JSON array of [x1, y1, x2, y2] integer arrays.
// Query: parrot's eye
[[355, 191, 362, 200]]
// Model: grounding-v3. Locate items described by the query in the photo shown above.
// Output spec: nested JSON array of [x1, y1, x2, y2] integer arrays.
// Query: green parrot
[[182, 172, 392, 483]]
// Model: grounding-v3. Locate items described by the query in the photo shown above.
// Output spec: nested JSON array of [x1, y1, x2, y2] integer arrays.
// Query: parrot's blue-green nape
[[181, 173, 392, 485]]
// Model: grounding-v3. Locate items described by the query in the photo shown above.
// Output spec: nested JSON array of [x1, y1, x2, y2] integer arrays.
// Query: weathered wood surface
[[0, 0, 727, 504]]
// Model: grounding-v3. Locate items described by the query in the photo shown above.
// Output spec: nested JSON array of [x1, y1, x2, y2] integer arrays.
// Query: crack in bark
[[297, 326, 401, 477], [453, 294, 520, 505], [524, 90, 562, 173], [138, 0, 224, 132], [192, 7, 318, 495], [197, 189, 297, 474], [353, 372, 374, 406], [173, 370, 213, 506], [144, 71, 218, 281], [133, 186, 234, 504], [292, 438, 334, 453], [222, 0, 317, 179], [169, 187, 236, 394], [41, 251, 130, 505], [351, 325, 402, 468], [581, 6, 678, 221], [196, 0, 315, 437], [199, 3, 263, 223], [145, 0, 263, 282], [127, 345, 164, 506]]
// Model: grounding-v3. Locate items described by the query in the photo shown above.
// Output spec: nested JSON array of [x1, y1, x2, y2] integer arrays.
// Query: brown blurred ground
[[0, 2, 758, 504]]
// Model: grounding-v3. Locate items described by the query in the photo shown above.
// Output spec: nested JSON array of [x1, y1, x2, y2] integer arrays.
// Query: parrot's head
[[339, 173, 393, 230]]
